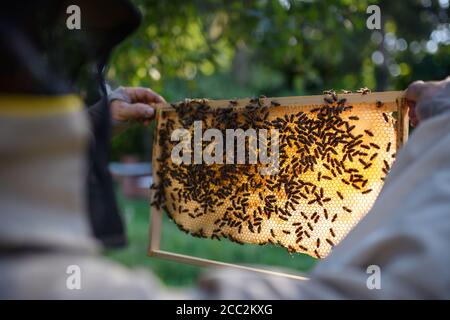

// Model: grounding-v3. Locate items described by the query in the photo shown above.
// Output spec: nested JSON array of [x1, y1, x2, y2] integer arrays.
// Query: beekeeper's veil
[[0, 0, 141, 249]]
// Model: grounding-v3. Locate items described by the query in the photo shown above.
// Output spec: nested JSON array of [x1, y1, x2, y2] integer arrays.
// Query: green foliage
[[108, 0, 449, 159]]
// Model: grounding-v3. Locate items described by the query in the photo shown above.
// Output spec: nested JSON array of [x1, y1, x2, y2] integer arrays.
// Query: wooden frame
[[148, 91, 408, 281]]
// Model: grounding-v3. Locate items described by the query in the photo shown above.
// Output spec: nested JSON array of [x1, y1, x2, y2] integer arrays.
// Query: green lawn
[[105, 188, 317, 287]]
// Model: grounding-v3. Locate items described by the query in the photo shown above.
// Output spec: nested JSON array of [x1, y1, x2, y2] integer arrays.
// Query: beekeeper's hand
[[109, 86, 166, 127], [405, 76, 450, 127]]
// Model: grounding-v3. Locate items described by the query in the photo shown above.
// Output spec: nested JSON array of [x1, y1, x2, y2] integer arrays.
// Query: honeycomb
[[152, 93, 403, 258]]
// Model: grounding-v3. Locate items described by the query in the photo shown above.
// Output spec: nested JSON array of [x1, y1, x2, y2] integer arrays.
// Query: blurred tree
[[108, 0, 450, 160]]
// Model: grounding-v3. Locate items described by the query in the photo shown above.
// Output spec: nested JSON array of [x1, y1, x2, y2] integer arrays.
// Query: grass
[[105, 187, 317, 287]]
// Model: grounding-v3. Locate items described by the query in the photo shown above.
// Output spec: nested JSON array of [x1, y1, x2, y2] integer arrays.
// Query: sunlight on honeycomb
[[153, 98, 400, 259]]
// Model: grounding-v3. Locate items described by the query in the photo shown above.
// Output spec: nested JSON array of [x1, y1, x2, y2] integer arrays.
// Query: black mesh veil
[[0, 0, 142, 248]]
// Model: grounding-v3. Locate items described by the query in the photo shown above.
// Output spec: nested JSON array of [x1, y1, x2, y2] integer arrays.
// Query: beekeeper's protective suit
[[198, 79, 450, 299]]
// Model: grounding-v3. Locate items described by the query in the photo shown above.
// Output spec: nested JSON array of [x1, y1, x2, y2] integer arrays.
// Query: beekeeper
[[195, 78, 450, 299], [1, 0, 449, 299]]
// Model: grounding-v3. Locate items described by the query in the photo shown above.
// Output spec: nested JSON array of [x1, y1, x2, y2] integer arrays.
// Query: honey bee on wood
[[271, 101, 281, 107], [357, 87, 371, 95], [324, 96, 334, 104]]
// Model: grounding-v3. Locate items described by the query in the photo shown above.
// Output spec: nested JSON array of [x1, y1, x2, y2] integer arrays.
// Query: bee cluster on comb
[[151, 90, 402, 259]]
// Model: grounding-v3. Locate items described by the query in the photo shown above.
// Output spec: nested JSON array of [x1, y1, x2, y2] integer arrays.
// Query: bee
[[270, 229, 276, 238], [364, 163, 372, 170], [362, 189, 372, 194], [382, 113, 389, 123], [370, 143, 380, 149], [364, 130, 374, 137], [299, 245, 308, 251], [271, 101, 281, 107], [386, 142, 391, 152], [324, 97, 334, 104], [326, 239, 335, 247], [314, 249, 321, 259], [343, 206, 352, 213], [337, 98, 347, 105], [332, 214, 338, 222], [358, 152, 369, 157], [359, 159, 368, 167], [370, 153, 378, 161], [352, 183, 361, 190], [282, 230, 291, 235], [349, 116, 359, 120], [357, 87, 371, 95], [316, 238, 321, 248], [330, 228, 336, 237]]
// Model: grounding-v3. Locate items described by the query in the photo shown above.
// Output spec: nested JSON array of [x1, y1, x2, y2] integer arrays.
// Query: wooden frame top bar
[[155, 91, 405, 112]]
